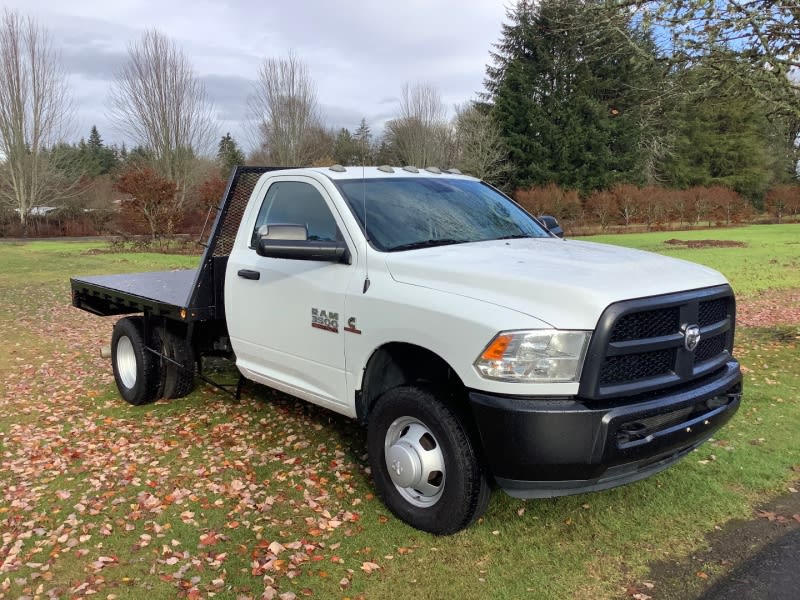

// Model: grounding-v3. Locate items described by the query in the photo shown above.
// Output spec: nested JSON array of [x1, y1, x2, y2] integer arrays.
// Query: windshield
[[335, 177, 550, 252]]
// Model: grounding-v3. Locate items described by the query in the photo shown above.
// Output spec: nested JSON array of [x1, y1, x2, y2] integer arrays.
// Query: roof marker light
[[425, 167, 442, 174], [378, 165, 395, 173], [402, 165, 419, 173], [445, 168, 462, 175], [329, 164, 346, 172]]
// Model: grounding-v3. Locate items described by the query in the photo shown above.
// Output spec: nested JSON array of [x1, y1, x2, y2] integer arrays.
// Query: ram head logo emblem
[[682, 324, 701, 352]]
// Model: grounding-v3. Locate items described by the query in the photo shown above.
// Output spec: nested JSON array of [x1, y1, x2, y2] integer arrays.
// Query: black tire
[[111, 316, 161, 406], [156, 327, 195, 399], [367, 385, 491, 535]]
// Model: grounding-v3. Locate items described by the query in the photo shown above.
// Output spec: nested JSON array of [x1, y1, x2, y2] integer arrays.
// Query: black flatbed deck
[[71, 270, 203, 320], [70, 166, 282, 324]]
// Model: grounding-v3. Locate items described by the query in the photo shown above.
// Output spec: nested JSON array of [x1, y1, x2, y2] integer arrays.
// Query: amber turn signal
[[481, 334, 513, 361]]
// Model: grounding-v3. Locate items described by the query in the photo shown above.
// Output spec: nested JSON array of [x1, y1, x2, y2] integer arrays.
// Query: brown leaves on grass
[[736, 289, 800, 328], [0, 286, 376, 598], [360, 561, 381, 574]]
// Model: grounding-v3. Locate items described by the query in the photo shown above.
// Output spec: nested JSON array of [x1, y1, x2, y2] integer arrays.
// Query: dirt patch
[[664, 239, 747, 248], [637, 482, 800, 600], [736, 289, 800, 328]]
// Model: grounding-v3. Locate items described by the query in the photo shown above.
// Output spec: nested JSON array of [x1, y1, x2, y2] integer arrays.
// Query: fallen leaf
[[268, 541, 285, 555], [199, 531, 220, 546], [361, 561, 381, 574]]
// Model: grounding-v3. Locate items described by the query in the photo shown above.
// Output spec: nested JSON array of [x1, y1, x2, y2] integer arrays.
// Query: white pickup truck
[[71, 166, 742, 534]]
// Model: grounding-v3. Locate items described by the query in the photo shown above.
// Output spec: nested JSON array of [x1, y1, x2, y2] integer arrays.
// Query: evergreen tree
[[484, 0, 661, 191], [332, 128, 358, 165], [79, 125, 118, 176], [217, 132, 245, 176], [353, 118, 373, 164], [48, 141, 84, 178], [660, 62, 793, 201], [88, 125, 102, 150]]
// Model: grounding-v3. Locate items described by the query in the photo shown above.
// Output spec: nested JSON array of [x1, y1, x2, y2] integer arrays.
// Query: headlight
[[474, 330, 591, 383]]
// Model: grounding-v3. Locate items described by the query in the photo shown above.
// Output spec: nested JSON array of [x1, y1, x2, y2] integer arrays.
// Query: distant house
[[15, 206, 61, 217]]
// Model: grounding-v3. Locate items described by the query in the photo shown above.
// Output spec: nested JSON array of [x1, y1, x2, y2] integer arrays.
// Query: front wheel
[[367, 386, 490, 534]]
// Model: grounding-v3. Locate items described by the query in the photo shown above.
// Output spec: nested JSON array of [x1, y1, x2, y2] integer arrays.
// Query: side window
[[251, 181, 340, 247]]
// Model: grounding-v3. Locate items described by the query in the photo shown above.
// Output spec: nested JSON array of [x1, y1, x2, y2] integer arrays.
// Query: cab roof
[[302, 165, 477, 181]]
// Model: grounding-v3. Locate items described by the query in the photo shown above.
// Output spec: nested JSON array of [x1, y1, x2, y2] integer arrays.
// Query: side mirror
[[256, 224, 351, 264], [258, 223, 309, 241], [539, 215, 564, 238]]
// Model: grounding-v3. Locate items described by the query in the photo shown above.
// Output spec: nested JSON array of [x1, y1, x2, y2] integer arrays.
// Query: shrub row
[[514, 183, 800, 234], [2, 181, 799, 239]]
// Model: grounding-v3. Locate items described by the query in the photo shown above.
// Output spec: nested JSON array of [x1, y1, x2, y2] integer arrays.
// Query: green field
[[587, 224, 800, 296], [0, 226, 798, 600]]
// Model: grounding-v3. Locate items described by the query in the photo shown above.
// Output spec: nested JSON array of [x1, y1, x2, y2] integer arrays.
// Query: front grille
[[579, 286, 736, 401], [695, 334, 726, 363], [599, 349, 675, 385], [610, 307, 679, 342], [699, 298, 728, 327]]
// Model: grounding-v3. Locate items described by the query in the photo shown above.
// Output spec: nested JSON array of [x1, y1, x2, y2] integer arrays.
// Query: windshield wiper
[[493, 233, 533, 240], [388, 239, 466, 252]]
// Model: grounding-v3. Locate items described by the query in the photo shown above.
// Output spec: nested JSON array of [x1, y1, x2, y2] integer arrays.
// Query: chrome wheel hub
[[116, 336, 137, 389], [384, 417, 445, 507]]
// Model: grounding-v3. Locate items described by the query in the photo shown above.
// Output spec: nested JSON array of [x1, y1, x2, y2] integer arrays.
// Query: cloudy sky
[[5, 0, 510, 152]]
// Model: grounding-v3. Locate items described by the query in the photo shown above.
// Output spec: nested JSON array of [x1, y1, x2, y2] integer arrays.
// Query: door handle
[[237, 269, 260, 280]]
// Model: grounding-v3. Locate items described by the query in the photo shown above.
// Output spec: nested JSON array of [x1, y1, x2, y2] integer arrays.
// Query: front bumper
[[468, 361, 742, 499]]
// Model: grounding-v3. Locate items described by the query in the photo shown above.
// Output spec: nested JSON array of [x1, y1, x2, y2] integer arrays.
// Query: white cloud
[[3, 0, 508, 151]]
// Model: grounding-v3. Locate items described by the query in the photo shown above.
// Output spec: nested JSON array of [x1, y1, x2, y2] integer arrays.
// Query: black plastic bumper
[[468, 361, 742, 499]]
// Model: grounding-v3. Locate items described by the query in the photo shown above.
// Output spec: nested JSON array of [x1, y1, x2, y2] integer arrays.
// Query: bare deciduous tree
[[0, 10, 74, 229], [249, 51, 323, 166], [453, 102, 508, 183], [108, 29, 216, 207], [385, 83, 454, 168]]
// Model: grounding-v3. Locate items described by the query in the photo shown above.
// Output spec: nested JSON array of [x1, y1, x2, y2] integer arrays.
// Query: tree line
[[0, 2, 798, 239]]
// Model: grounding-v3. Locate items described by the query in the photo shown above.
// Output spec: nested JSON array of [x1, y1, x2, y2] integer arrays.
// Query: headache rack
[[71, 166, 282, 322]]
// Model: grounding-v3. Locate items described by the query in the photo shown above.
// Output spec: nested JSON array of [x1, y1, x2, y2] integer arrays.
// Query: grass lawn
[[0, 227, 798, 600], [586, 224, 800, 296]]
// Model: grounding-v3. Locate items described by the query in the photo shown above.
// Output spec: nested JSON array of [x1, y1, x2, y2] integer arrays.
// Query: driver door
[[226, 177, 357, 409]]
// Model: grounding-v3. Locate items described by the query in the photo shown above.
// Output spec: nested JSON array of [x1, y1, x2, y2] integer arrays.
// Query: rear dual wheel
[[111, 317, 195, 405], [111, 316, 161, 405], [155, 327, 195, 400]]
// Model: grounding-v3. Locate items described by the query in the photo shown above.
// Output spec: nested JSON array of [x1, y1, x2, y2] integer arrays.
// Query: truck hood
[[383, 238, 728, 329]]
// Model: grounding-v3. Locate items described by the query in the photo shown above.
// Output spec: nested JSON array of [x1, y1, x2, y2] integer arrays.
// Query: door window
[[251, 181, 340, 247]]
